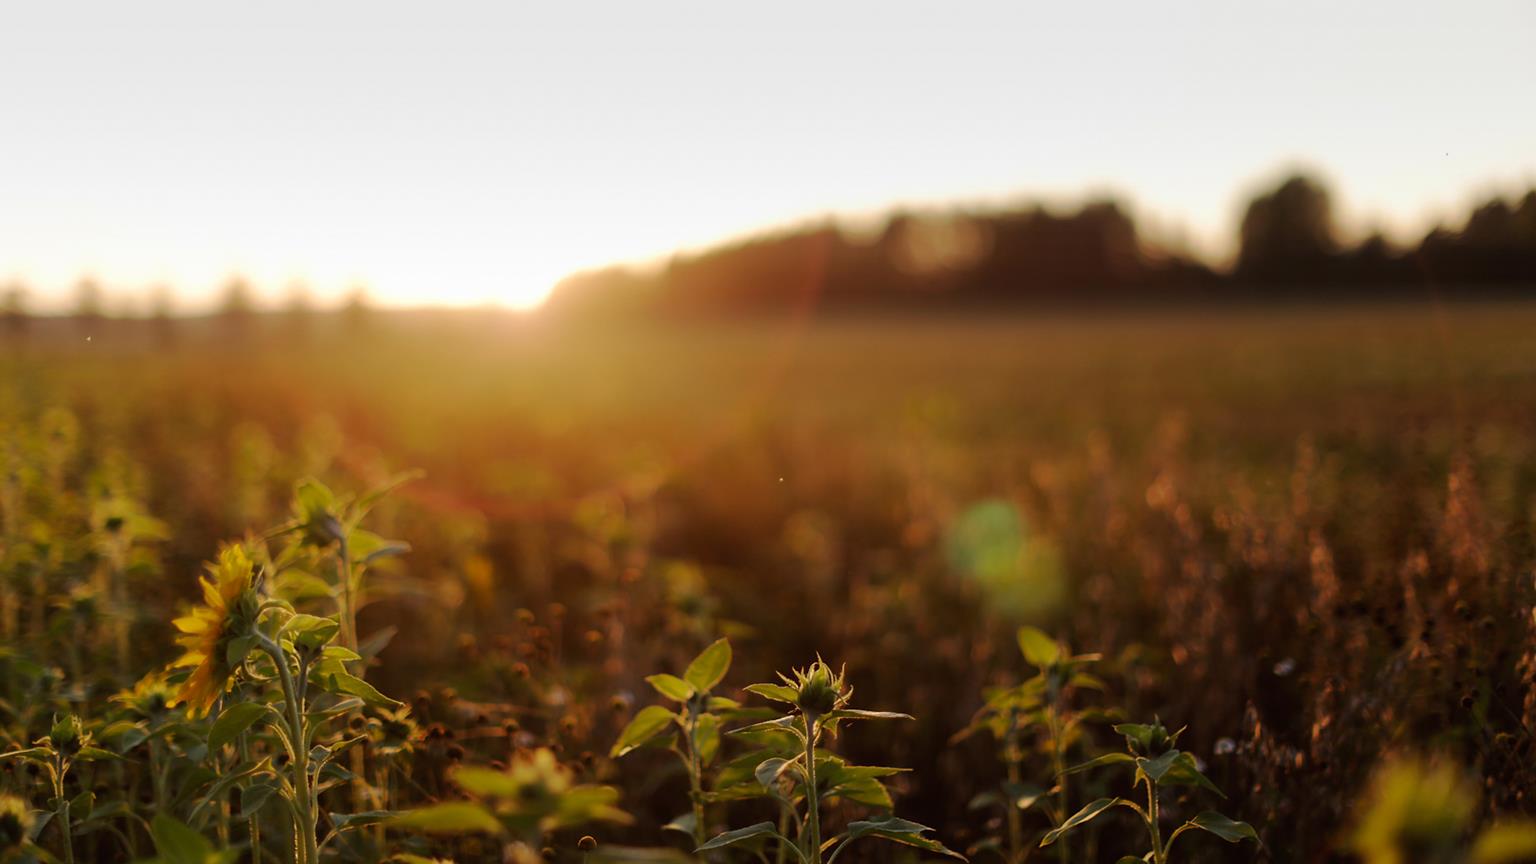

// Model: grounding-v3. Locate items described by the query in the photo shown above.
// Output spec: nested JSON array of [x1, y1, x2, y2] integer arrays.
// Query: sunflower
[[169, 544, 261, 717]]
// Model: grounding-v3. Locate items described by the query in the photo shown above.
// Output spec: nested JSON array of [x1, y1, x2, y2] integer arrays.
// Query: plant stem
[[337, 536, 356, 657], [262, 635, 319, 864], [1146, 780, 1163, 864], [776, 806, 791, 864], [53, 760, 74, 864], [687, 708, 707, 851], [241, 734, 262, 864], [1004, 712, 1024, 864], [1046, 705, 1069, 864], [802, 714, 821, 864]]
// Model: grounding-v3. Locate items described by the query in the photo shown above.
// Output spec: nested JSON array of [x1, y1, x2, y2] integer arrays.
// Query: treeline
[[0, 279, 378, 341], [548, 172, 1536, 316]]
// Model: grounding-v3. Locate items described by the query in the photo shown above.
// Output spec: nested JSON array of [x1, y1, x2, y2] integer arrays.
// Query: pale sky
[[2, 1, 1533, 311]]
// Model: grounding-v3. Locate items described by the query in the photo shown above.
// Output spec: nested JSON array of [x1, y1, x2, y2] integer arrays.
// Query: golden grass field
[[4, 300, 1536, 862]]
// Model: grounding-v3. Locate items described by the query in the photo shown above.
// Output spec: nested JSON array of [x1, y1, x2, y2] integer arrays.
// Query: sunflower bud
[[1123, 719, 1173, 757], [48, 714, 87, 758], [792, 659, 848, 718]]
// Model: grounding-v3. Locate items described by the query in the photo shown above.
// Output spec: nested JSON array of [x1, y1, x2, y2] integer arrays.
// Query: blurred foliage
[[6, 304, 1536, 860]]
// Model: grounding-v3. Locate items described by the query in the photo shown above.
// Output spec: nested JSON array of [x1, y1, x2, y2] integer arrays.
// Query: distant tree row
[[548, 173, 1536, 316], [0, 277, 376, 338]]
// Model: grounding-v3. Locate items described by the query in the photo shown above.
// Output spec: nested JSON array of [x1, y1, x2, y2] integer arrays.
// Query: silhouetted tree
[[2, 281, 29, 339], [218, 276, 256, 336], [341, 286, 373, 333], [1415, 192, 1536, 285], [148, 284, 178, 347], [283, 282, 315, 342], [73, 277, 105, 330], [1237, 173, 1338, 283]]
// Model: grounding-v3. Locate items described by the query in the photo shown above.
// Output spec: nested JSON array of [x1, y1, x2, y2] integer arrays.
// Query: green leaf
[[826, 775, 894, 809], [322, 671, 402, 708], [1114, 723, 1162, 754], [683, 638, 732, 693], [294, 479, 336, 521], [391, 802, 503, 834], [1182, 811, 1257, 843], [695, 713, 721, 766], [283, 614, 341, 651], [822, 709, 914, 722], [348, 529, 411, 564], [208, 702, 271, 751], [744, 683, 799, 704], [1061, 752, 1135, 777], [610, 706, 677, 758], [330, 810, 400, 832], [661, 812, 696, 837], [1159, 752, 1224, 796], [846, 816, 967, 861], [1016, 626, 1061, 667], [452, 766, 520, 797], [224, 635, 255, 669], [151, 813, 213, 864], [1069, 673, 1106, 690], [755, 757, 797, 792], [728, 715, 802, 738], [239, 782, 279, 820], [1135, 750, 1181, 783], [75, 747, 125, 763], [1040, 798, 1123, 847], [645, 674, 695, 702], [697, 822, 784, 853], [98, 720, 149, 752]]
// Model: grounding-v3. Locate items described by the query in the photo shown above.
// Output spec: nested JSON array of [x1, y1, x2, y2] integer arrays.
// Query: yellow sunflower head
[[169, 544, 262, 717]]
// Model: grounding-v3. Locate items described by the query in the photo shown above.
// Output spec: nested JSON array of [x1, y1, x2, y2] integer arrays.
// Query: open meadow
[[5, 301, 1536, 861]]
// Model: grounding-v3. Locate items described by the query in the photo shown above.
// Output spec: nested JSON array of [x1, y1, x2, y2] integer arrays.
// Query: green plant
[[698, 657, 964, 864], [610, 637, 738, 849], [955, 626, 1109, 864], [277, 474, 417, 663], [1041, 719, 1255, 863], [0, 714, 122, 864], [167, 543, 403, 864], [392, 746, 630, 861]]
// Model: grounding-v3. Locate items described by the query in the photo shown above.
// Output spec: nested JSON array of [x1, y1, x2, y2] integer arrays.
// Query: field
[[4, 300, 1536, 863]]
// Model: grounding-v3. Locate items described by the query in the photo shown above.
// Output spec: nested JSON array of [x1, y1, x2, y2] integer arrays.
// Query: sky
[[2, 1, 1533, 312]]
